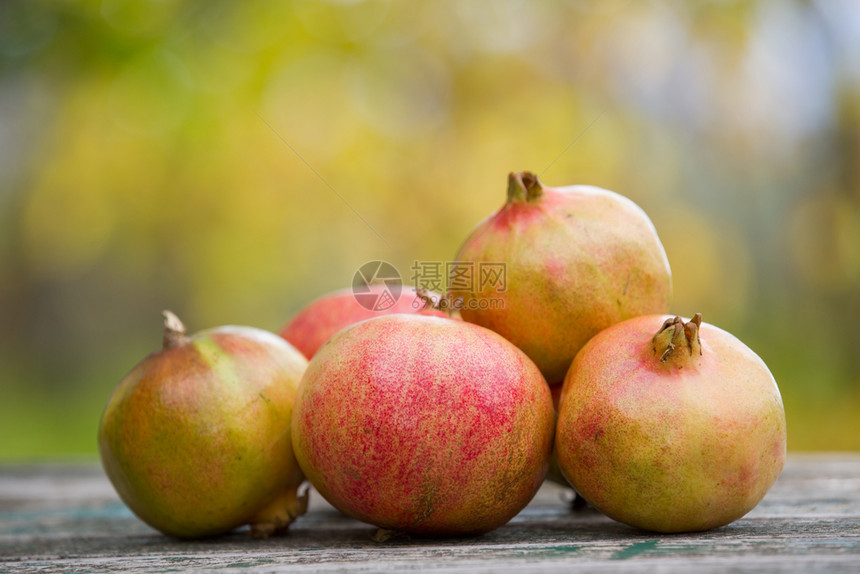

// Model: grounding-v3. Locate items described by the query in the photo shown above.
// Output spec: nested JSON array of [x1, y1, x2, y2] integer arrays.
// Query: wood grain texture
[[1, 454, 859, 573]]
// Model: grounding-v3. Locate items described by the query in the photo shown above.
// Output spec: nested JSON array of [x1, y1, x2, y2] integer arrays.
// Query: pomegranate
[[279, 285, 446, 359], [98, 311, 309, 538], [291, 314, 555, 536], [555, 313, 787, 533], [451, 171, 672, 384]]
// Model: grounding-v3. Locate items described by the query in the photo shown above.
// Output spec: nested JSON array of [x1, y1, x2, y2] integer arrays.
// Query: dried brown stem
[[162, 310, 190, 349]]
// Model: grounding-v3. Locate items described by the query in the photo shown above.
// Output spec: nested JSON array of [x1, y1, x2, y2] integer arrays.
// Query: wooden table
[[1, 454, 858, 573]]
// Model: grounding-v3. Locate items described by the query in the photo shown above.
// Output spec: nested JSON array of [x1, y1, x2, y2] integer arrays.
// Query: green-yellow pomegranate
[[555, 313, 787, 533], [451, 171, 672, 384], [98, 311, 308, 538]]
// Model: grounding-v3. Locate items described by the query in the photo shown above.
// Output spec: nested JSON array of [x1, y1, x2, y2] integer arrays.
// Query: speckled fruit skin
[[98, 319, 308, 539], [291, 314, 555, 537], [279, 286, 447, 359], [555, 314, 787, 533], [451, 172, 672, 384]]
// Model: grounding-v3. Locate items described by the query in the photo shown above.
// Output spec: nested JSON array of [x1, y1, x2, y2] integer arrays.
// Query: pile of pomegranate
[[99, 171, 785, 539]]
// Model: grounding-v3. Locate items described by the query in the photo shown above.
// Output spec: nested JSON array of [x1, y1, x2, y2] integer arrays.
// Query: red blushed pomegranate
[[555, 314, 787, 533], [279, 285, 447, 359], [451, 171, 672, 384], [291, 314, 555, 537], [98, 312, 309, 539]]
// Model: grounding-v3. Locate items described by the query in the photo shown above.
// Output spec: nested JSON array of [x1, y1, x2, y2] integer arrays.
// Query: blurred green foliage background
[[1, 0, 858, 458]]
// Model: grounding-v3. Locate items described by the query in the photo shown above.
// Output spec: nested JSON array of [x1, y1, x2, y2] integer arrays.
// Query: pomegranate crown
[[507, 171, 544, 202], [652, 313, 703, 363], [162, 310, 190, 349]]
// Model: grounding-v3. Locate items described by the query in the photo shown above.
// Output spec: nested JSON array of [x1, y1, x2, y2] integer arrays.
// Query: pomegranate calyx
[[162, 310, 190, 349], [248, 485, 309, 538], [652, 313, 702, 363], [416, 287, 461, 316], [415, 288, 442, 312], [506, 171, 544, 203]]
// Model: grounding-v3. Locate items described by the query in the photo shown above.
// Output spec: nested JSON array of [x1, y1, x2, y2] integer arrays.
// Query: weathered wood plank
[[1, 454, 859, 573]]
